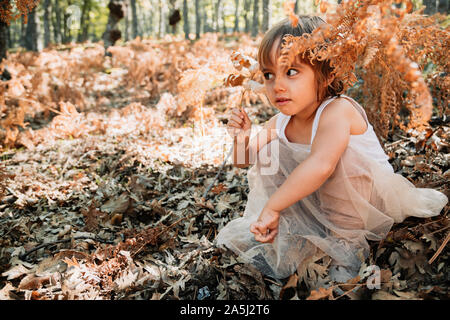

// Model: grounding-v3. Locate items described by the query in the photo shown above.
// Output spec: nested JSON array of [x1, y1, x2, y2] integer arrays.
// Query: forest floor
[[0, 40, 449, 300]]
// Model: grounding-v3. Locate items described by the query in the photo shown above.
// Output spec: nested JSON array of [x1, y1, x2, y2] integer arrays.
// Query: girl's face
[[262, 37, 322, 117]]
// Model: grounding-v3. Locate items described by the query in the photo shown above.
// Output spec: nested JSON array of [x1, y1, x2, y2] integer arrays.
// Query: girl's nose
[[273, 76, 286, 92]]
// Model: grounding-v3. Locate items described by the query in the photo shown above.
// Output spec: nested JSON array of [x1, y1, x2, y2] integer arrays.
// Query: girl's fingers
[[254, 223, 267, 237], [228, 116, 241, 126], [250, 224, 260, 235], [255, 229, 277, 243], [231, 114, 243, 123], [227, 118, 239, 126], [232, 109, 246, 120], [255, 233, 270, 243], [250, 223, 258, 233], [227, 121, 242, 129], [250, 223, 264, 235]]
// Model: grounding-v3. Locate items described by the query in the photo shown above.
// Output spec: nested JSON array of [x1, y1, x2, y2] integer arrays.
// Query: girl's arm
[[264, 100, 354, 212]]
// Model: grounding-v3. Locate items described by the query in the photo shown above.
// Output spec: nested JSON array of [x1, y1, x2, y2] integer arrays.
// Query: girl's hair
[[258, 16, 344, 103]]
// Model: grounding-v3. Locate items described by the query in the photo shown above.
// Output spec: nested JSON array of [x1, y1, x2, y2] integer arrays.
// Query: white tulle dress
[[215, 94, 448, 282]]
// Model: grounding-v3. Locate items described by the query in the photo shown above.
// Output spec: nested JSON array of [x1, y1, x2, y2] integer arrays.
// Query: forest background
[[1, 0, 448, 56]]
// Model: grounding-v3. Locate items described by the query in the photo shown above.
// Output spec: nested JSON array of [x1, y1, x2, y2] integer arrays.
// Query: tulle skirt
[[215, 138, 448, 282]]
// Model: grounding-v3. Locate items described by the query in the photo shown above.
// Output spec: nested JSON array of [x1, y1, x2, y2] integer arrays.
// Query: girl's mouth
[[276, 98, 291, 106]]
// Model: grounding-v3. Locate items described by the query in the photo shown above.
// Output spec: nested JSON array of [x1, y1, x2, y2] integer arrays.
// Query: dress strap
[[339, 94, 369, 125], [275, 112, 287, 139]]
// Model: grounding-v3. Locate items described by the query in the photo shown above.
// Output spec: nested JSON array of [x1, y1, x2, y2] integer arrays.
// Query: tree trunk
[[9, 18, 16, 49], [20, 16, 26, 47], [139, 4, 146, 37], [157, 0, 161, 37], [130, 0, 138, 39], [195, 0, 201, 39], [234, 0, 239, 33], [102, 0, 127, 54], [158, 0, 167, 38], [148, 5, 153, 36], [244, 0, 251, 33], [77, 0, 90, 42], [183, 0, 190, 39], [64, 0, 76, 44], [7, 21, 11, 48], [222, 2, 227, 34], [142, 10, 152, 37], [214, 0, 222, 32], [82, 1, 91, 42], [423, 0, 437, 14], [262, 0, 270, 32], [0, 18, 7, 62], [52, 0, 61, 44], [251, 0, 259, 37], [25, 5, 38, 51], [124, 2, 129, 41], [63, 1, 69, 43], [43, 0, 51, 48], [202, 2, 208, 33], [0, 0, 11, 61], [437, 0, 448, 14]]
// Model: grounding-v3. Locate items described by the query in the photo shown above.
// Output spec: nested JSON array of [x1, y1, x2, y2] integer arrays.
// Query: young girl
[[216, 16, 448, 283]]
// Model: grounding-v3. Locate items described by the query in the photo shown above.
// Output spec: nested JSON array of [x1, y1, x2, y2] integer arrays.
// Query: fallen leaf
[[211, 183, 227, 194], [18, 274, 52, 290], [279, 273, 298, 299], [339, 275, 361, 292], [1, 264, 32, 280], [372, 290, 402, 300], [393, 289, 422, 300], [307, 287, 334, 300], [0, 283, 15, 300], [101, 192, 130, 214]]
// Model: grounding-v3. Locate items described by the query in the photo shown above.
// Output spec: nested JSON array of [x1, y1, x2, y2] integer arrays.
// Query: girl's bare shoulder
[[320, 97, 367, 134]]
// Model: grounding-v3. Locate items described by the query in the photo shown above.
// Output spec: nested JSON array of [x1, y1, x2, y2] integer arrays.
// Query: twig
[[131, 213, 198, 258], [411, 216, 448, 230], [264, 277, 283, 287], [333, 283, 366, 300], [19, 235, 114, 260], [428, 225, 450, 236], [3, 95, 62, 115], [202, 148, 234, 200], [384, 139, 405, 149], [428, 231, 450, 264]]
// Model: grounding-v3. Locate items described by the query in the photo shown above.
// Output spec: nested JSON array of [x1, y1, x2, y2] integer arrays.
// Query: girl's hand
[[226, 107, 252, 142], [250, 207, 280, 243]]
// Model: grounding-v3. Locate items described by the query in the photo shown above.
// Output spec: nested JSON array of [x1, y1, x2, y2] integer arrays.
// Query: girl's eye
[[287, 69, 298, 76], [263, 72, 273, 80]]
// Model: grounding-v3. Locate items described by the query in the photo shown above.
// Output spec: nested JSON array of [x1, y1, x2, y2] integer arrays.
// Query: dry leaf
[[0, 283, 15, 300], [1, 264, 31, 280], [101, 192, 130, 214], [307, 287, 334, 300], [372, 290, 403, 300], [279, 273, 298, 299]]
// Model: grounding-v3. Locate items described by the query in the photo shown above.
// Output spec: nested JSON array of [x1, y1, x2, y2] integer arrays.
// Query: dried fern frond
[[278, 0, 447, 139]]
